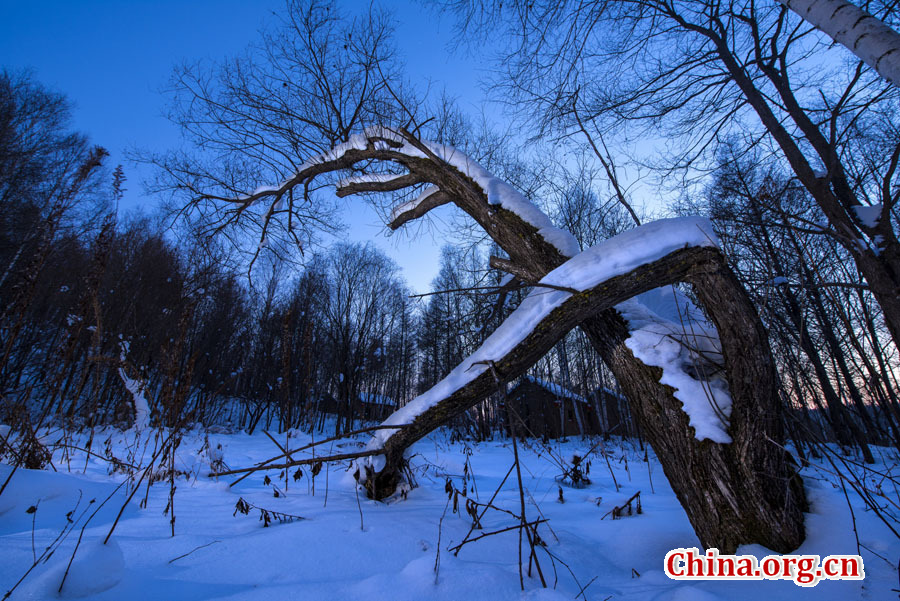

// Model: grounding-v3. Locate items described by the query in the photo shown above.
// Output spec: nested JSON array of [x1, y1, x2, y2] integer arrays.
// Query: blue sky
[[0, 0, 492, 294]]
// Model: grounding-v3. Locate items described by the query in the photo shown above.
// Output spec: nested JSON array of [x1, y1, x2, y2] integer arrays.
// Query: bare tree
[[445, 0, 900, 351], [315, 242, 410, 434], [148, 0, 413, 262], [158, 0, 805, 553], [213, 125, 805, 553]]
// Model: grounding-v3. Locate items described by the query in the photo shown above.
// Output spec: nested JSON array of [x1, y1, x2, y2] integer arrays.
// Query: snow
[[619, 288, 731, 443], [304, 127, 581, 258], [366, 217, 720, 457], [241, 183, 285, 201], [852, 203, 882, 229], [1, 426, 895, 600], [251, 125, 725, 447], [43, 539, 126, 598], [434, 152, 581, 257], [117, 369, 150, 431], [855, 234, 886, 256], [118, 342, 150, 431], [389, 186, 441, 224], [337, 172, 405, 190], [423, 145, 581, 258]]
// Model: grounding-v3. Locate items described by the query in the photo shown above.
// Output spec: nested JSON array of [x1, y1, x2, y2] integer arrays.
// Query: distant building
[[505, 376, 601, 438], [312, 392, 341, 417], [358, 392, 396, 422], [315, 391, 396, 422]]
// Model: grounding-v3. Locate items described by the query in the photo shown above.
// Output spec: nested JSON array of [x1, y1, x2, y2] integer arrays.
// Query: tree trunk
[[581, 256, 806, 553], [779, 0, 900, 87]]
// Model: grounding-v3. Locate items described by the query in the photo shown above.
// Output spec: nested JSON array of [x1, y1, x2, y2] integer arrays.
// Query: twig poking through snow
[[168, 540, 221, 564]]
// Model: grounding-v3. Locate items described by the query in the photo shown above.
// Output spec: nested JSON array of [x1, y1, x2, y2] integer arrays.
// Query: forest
[[1, 0, 900, 599]]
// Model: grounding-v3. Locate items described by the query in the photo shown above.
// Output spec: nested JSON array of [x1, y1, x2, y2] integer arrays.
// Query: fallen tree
[[213, 126, 806, 554]]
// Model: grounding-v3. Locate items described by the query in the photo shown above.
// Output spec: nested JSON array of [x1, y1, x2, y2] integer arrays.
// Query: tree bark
[[577, 255, 806, 553], [779, 0, 900, 87]]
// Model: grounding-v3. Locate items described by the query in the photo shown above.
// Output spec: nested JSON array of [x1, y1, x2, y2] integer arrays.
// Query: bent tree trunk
[[365, 243, 805, 553], [582, 261, 805, 553], [230, 128, 806, 554]]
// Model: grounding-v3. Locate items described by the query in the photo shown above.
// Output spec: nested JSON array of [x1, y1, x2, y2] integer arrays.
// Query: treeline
[[2, 52, 899, 454], [0, 70, 421, 436], [1, 207, 418, 435]]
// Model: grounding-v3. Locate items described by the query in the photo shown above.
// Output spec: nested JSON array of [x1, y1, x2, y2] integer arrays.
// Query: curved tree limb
[[388, 187, 452, 229], [360, 244, 720, 499], [215, 126, 806, 553]]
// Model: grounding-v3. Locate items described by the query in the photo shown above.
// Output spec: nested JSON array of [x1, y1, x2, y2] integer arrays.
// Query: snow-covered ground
[[1, 425, 896, 600]]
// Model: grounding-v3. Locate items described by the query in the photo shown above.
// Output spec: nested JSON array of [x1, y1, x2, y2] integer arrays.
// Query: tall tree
[[218, 125, 806, 554], [446, 0, 900, 350], [160, 0, 806, 553]]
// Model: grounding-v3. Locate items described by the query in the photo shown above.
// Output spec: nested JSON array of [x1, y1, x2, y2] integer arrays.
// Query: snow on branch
[[852, 202, 883, 229], [361, 217, 725, 477], [619, 288, 730, 443], [222, 126, 580, 259], [388, 186, 451, 229]]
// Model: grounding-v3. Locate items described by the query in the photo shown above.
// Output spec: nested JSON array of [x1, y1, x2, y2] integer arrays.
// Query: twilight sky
[[0, 0, 491, 294]]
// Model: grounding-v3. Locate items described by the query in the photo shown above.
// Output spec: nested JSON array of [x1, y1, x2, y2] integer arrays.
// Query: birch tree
[[779, 0, 900, 87]]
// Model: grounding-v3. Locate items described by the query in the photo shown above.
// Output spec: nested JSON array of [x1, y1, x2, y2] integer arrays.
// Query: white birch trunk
[[780, 0, 900, 87]]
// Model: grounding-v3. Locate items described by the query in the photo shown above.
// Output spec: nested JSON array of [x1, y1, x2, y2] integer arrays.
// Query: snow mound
[[29, 538, 125, 598]]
